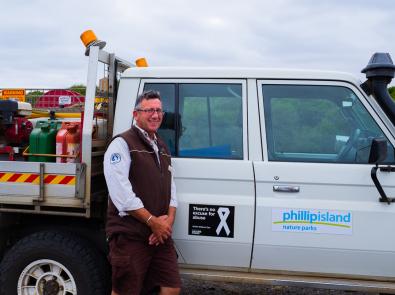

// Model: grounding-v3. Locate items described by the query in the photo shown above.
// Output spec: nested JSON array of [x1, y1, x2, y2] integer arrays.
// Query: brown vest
[[106, 126, 172, 241]]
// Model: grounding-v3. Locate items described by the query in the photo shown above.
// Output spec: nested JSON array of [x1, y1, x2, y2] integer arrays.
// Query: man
[[104, 90, 181, 295]]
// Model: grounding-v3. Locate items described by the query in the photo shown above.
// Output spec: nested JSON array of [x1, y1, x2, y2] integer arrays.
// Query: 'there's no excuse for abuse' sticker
[[189, 204, 234, 238]]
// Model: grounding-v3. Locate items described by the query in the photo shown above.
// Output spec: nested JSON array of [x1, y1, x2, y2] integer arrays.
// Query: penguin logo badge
[[110, 153, 121, 164]]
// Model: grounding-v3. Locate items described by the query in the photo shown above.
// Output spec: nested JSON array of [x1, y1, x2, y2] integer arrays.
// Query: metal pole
[[82, 45, 100, 212]]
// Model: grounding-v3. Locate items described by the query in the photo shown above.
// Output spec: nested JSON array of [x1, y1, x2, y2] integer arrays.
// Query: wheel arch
[[0, 212, 107, 261], [0, 228, 110, 294]]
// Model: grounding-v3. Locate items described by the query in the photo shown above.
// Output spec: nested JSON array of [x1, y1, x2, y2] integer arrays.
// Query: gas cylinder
[[56, 122, 81, 163], [29, 120, 62, 162]]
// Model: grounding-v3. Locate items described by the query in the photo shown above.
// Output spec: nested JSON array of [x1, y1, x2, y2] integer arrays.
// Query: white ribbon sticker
[[216, 207, 231, 236]]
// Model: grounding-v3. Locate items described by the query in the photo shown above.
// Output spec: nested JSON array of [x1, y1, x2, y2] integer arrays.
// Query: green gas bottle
[[29, 120, 61, 162]]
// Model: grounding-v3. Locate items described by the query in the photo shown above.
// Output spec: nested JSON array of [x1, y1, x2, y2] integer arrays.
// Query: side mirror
[[368, 138, 388, 164]]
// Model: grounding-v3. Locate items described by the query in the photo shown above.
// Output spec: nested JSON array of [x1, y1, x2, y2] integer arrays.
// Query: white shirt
[[104, 128, 177, 217]]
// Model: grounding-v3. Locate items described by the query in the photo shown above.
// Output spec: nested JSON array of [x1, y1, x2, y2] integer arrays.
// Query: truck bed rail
[[0, 161, 87, 217]]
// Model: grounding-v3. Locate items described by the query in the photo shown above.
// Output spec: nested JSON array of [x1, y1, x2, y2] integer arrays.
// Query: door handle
[[273, 185, 300, 193]]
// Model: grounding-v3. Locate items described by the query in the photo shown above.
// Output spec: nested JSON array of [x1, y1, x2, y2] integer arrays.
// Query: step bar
[[180, 267, 395, 294]]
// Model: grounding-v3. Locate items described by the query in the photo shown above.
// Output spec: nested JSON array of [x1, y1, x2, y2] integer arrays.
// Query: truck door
[[141, 80, 255, 268], [252, 80, 395, 277]]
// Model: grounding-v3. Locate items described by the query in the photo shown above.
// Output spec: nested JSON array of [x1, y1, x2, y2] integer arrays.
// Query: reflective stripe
[[0, 173, 75, 185]]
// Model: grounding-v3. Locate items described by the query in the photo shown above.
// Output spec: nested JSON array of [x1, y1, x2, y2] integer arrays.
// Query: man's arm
[[166, 206, 177, 227], [104, 138, 144, 214], [167, 170, 178, 225]]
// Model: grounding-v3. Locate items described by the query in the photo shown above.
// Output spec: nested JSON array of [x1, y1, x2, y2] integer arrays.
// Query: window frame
[[139, 79, 248, 160], [257, 80, 395, 164]]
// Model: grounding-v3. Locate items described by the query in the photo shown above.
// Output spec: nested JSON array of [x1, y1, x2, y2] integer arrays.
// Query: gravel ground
[[180, 278, 380, 295]]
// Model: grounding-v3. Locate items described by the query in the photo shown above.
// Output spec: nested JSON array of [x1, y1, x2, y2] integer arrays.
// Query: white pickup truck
[[0, 31, 394, 294]]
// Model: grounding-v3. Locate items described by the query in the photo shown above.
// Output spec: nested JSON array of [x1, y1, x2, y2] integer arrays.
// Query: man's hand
[[147, 215, 172, 245], [127, 208, 172, 245], [148, 214, 175, 245]]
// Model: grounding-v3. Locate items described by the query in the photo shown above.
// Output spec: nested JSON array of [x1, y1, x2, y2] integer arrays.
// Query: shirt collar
[[134, 124, 157, 144]]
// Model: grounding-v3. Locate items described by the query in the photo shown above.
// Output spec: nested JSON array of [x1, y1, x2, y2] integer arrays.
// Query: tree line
[[24, 85, 395, 104], [390, 86, 395, 99]]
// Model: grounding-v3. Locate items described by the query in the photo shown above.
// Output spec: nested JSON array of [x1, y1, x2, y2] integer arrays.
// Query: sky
[[1, 0, 395, 89]]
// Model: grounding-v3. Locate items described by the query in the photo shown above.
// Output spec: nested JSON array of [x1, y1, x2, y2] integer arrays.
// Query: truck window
[[262, 84, 394, 163], [143, 83, 243, 159], [142, 83, 177, 155]]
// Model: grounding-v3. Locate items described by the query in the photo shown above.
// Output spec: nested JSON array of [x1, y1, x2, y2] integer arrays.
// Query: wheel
[[0, 230, 109, 295]]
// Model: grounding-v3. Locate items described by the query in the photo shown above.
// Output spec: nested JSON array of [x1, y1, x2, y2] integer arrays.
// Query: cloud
[[0, 0, 394, 87]]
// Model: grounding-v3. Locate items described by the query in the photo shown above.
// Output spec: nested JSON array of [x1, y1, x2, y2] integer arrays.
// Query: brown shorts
[[108, 234, 181, 295]]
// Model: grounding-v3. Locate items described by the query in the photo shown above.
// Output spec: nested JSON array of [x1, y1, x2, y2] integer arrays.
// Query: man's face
[[133, 98, 163, 135]]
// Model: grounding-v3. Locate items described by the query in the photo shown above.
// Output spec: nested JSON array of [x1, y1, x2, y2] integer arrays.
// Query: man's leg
[[160, 286, 181, 295], [143, 240, 181, 294], [109, 235, 152, 295]]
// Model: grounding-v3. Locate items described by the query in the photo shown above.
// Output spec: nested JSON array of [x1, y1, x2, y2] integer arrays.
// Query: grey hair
[[135, 90, 161, 109]]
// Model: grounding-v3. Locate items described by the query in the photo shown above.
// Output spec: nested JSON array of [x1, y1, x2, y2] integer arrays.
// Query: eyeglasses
[[135, 108, 165, 115]]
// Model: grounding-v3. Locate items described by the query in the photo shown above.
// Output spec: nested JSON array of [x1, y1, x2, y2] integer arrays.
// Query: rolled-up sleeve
[[104, 137, 144, 216], [170, 172, 177, 208]]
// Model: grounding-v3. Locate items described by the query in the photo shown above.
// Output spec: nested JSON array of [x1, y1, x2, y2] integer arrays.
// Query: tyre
[[0, 230, 109, 295]]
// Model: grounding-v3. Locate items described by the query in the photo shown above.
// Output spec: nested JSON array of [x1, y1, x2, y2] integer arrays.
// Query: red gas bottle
[[56, 122, 81, 163]]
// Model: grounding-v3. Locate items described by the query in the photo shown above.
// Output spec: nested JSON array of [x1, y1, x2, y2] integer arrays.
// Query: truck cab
[[113, 59, 395, 290]]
